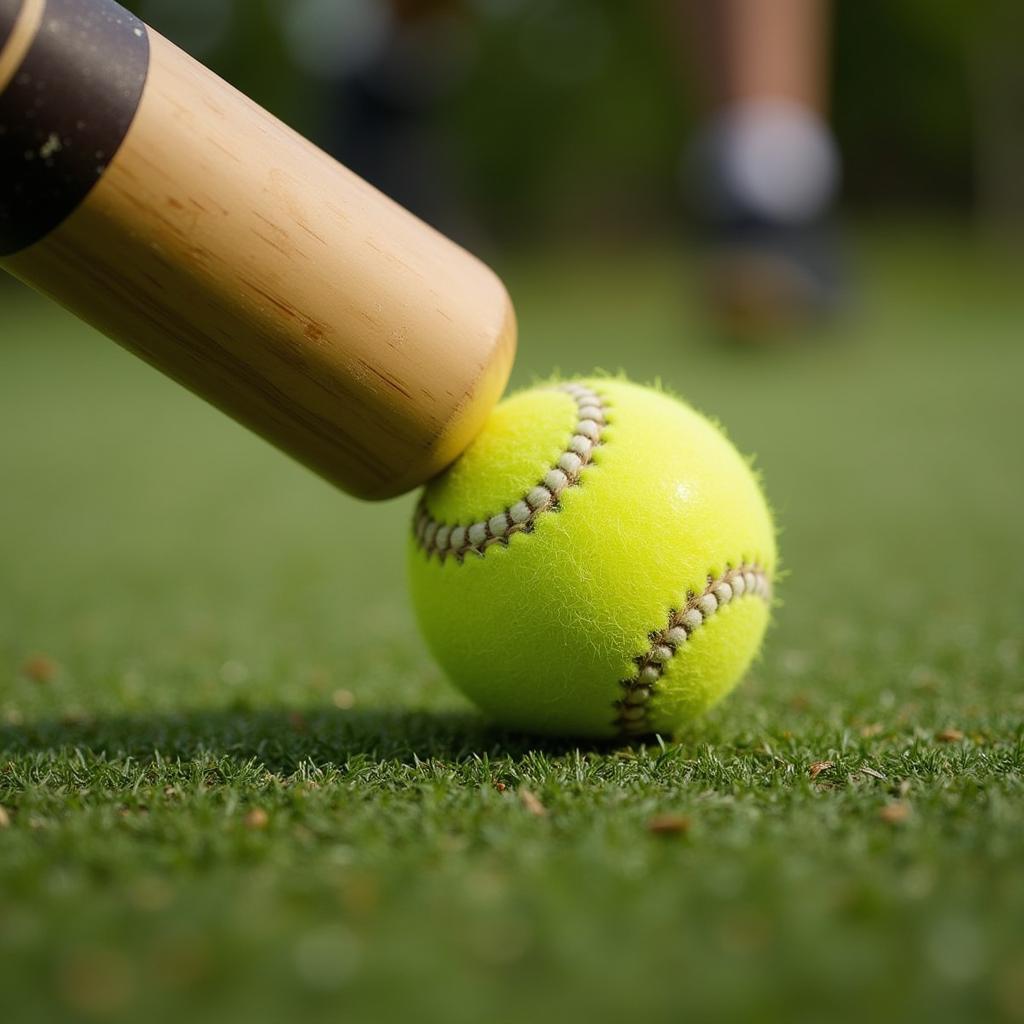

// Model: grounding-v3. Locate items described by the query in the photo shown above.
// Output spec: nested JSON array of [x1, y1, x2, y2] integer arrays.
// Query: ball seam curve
[[614, 563, 772, 737], [412, 382, 607, 563]]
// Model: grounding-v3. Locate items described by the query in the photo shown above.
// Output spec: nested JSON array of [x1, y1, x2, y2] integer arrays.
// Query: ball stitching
[[412, 382, 608, 563], [614, 564, 772, 737]]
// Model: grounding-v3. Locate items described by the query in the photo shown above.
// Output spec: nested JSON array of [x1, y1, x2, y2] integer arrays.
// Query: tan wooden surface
[[3, 28, 515, 499], [0, 0, 44, 93]]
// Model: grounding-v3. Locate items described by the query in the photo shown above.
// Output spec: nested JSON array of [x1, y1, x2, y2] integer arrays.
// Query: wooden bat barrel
[[0, 0, 515, 499]]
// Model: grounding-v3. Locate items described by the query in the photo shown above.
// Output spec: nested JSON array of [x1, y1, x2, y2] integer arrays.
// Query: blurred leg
[[684, 0, 844, 336], [688, 0, 830, 112]]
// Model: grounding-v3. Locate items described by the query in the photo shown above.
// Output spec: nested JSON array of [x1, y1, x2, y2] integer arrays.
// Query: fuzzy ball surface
[[408, 378, 777, 738]]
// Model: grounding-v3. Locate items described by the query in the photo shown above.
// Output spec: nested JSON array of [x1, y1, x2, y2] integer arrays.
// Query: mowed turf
[[1, 228, 1022, 1024]]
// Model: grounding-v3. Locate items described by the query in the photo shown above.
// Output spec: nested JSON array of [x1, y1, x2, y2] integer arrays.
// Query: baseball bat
[[0, 0, 515, 499]]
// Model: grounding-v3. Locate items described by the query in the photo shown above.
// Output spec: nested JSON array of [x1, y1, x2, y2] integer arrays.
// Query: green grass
[[2, 226, 1022, 1024]]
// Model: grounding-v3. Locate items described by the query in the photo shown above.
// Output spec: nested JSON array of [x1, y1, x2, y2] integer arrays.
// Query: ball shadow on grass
[[0, 707, 650, 772]]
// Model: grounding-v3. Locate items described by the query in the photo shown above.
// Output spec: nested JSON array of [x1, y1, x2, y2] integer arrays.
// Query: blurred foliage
[[118, 0, 996, 233], [832, 0, 983, 209]]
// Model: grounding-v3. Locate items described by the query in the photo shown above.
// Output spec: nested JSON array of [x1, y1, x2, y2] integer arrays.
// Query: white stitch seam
[[614, 564, 772, 737], [413, 382, 608, 563]]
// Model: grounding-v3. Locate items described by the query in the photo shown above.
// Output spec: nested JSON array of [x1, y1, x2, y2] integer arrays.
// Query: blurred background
[[95, 0, 1023, 248], [4, 0, 1020, 334], [2, 0, 1022, 326]]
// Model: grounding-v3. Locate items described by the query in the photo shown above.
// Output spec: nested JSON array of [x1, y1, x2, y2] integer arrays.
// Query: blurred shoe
[[688, 99, 846, 337]]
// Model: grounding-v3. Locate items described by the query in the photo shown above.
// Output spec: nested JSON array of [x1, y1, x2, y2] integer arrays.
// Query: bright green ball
[[408, 378, 777, 738]]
